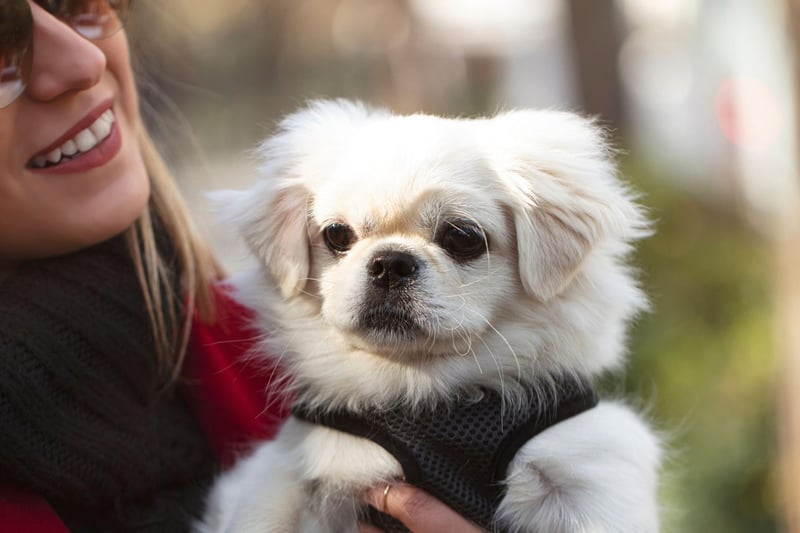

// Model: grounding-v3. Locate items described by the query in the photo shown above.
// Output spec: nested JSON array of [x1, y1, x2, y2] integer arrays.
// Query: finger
[[358, 525, 384, 533], [364, 483, 485, 533]]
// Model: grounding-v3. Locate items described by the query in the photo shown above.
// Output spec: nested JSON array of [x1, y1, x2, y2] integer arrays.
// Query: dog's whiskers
[[423, 316, 442, 353], [298, 289, 323, 299], [287, 276, 325, 299], [258, 333, 296, 417], [447, 268, 502, 293], [445, 288, 491, 300], [441, 306, 485, 375], [473, 331, 506, 415], [470, 307, 522, 380], [467, 342, 483, 375], [450, 320, 473, 357]]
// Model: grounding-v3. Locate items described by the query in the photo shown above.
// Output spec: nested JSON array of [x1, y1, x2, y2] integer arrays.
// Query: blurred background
[[127, 1, 800, 531]]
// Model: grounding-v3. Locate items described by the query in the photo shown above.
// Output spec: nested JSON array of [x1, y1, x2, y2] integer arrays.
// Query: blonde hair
[[126, 125, 224, 382]]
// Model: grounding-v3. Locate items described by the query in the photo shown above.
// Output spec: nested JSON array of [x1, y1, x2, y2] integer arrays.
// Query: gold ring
[[382, 483, 393, 513]]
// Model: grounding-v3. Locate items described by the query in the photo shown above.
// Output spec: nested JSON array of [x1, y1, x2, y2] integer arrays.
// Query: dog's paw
[[497, 401, 661, 533], [197, 441, 306, 533]]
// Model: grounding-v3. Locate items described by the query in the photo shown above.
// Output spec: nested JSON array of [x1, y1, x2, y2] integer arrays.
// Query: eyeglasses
[[0, 0, 133, 109]]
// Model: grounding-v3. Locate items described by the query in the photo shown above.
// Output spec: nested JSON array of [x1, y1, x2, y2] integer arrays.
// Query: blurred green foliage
[[612, 157, 779, 533]]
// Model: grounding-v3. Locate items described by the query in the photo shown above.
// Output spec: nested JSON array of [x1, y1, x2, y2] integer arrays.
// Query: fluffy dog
[[198, 100, 661, 533]]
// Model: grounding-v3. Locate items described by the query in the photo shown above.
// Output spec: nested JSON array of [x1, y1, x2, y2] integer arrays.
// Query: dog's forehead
[[312, 117, 482, 208], [316, 185, 497, 233], [311, 156, 501, 233]]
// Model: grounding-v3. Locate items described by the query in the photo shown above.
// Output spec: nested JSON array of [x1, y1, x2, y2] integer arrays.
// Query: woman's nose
[[25, 2, 106, 102]]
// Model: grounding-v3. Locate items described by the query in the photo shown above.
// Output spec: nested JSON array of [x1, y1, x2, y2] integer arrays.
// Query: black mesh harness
[[291, 378, 598, 532]]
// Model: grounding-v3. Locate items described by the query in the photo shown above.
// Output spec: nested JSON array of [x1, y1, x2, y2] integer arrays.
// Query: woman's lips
[[27, 109, 122, 175]]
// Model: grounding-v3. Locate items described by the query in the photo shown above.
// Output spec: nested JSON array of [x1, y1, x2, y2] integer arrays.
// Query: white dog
[[198, 100, 661, 533]]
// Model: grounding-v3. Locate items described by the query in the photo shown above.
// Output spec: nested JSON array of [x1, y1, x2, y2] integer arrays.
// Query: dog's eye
[[437, 222, 487, 260], [323, 223, 356, 253]]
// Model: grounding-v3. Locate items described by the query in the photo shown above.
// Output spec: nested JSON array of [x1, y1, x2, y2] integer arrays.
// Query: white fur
[[198, 100, 660, 533]]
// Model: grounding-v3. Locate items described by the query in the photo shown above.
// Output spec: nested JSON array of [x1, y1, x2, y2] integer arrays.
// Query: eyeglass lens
[[0, 0, 131, 108], [0, 1, 34, 106]]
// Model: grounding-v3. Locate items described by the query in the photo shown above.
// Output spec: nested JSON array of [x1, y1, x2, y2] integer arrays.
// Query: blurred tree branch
[[566, 0, 625, 137]]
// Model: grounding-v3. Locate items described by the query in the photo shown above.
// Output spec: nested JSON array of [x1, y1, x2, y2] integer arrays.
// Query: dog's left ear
[[483, 110, 648, 302], [210, 178, 311, 299]]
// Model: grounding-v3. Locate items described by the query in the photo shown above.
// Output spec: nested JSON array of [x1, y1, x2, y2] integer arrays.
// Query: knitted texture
[[294, 381, 598, 533], [0, 234, 216, 532]]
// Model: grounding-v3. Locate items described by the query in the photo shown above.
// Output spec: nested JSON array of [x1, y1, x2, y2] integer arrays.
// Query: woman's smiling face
[[0, 1, 149, 267]]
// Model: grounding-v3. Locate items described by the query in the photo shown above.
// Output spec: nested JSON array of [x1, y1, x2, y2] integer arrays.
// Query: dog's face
[[224, 101, 648, 402], [309, 149, 517, 361]]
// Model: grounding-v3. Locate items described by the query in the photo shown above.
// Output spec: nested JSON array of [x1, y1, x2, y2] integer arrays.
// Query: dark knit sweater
[[0, 234, 217, 532]]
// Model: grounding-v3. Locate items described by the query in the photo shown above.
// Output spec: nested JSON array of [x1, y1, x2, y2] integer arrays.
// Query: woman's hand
[[360, 483, 486, 533]]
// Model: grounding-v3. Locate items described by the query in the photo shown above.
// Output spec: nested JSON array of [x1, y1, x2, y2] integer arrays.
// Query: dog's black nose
[[368, 251, 418, 289]]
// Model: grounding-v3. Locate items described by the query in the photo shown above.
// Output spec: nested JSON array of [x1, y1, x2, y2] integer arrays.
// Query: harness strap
[[293, 379, 598, 532]]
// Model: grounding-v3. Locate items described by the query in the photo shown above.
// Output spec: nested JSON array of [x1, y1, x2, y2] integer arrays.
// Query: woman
[[0, 1, 483, 531]]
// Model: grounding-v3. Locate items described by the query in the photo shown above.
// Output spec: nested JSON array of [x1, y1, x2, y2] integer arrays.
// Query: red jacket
[[0, 283, 289, 532]]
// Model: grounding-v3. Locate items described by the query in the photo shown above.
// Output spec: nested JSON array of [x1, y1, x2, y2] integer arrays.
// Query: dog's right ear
[[211, 99, 379, 298], [210, 179, 310, 299]]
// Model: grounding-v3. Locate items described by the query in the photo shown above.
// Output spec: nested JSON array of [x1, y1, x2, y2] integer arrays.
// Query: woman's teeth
[[31, 110, 115, 168]]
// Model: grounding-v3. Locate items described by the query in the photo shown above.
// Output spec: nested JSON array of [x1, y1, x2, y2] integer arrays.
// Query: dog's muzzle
[[358, 250, 424, 339]]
